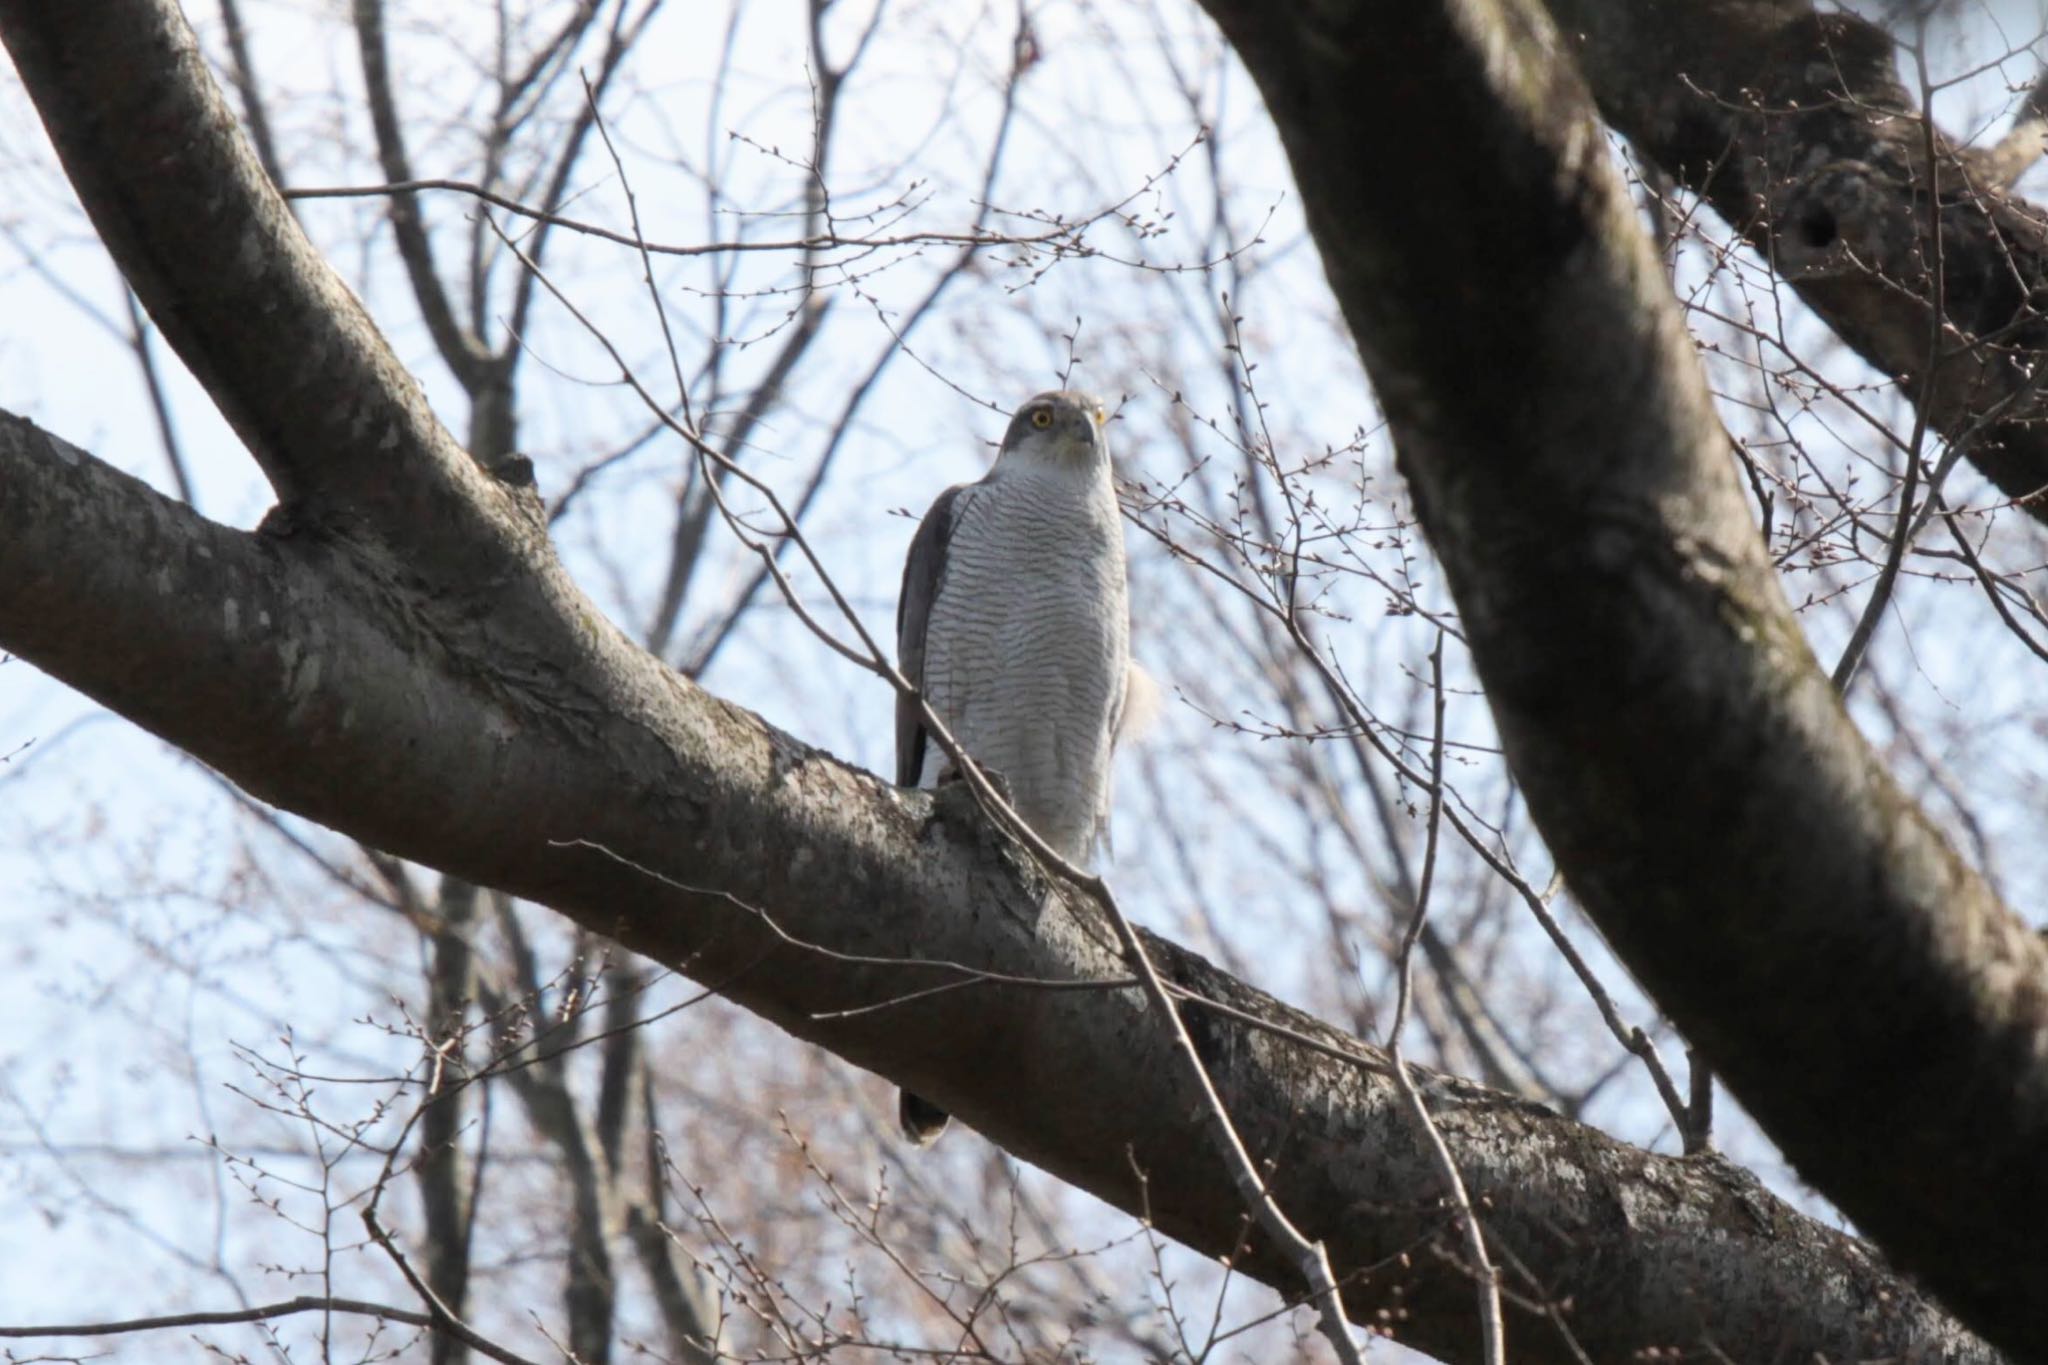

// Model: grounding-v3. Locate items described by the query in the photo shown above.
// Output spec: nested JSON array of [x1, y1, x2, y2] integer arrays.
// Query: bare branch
[[0, 406, 1994, 1363], [287, 178, 1098, 258], [363, 1209, 545, 1365], [1193, 0, 2048, 1354], [0, 0, 507, 570], [1386, 636, 1504, 1365], [351, 0, 493, 387], [1550, 0, 2048, 524], [0, 1295, 434, 1338]]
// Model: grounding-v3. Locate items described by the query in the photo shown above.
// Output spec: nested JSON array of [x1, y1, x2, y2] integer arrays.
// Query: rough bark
[[1549, 0, 2048, 518], [0, 1, 2023, 1362], [1189, 0, 2048, 1359], [5, 407, 1992, 1364], [0, 0, 512, 573]]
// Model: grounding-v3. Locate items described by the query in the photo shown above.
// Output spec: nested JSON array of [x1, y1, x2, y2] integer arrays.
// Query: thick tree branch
[[0, 0, 509, 574], [351, 0, 494, 389], [1549, 0, 2048, 520], [0, 408, 1997, 1365], [1189, 0, 2048, 1357], [418, 876, 481, 1365]]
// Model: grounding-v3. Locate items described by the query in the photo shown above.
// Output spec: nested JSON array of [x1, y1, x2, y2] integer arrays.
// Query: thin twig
[[1933, 490, 2048, 664], [1383, 635, 1505, 1364], [1449, 815, 1698, 1146], [493, 198, 1369, 1361], [289, 177, 1081, 258], [361, 1210, 544, 1365], [1057, 871, 1367, 1362], [678, 4, 1034, 675], [1251, 567, 1699, 1141], [0, 1296, 433, 1338], [1830, 19, 1951, 696]]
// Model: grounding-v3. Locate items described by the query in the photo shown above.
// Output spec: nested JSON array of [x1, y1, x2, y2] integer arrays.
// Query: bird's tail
[[898, 1089, 951, 1145]]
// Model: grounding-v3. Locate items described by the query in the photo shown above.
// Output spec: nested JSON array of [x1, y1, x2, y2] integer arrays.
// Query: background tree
[[3, 1, 2046, 1362]]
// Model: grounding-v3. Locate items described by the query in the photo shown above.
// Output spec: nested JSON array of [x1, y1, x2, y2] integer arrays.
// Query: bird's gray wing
[[896, 483, 973, 788]]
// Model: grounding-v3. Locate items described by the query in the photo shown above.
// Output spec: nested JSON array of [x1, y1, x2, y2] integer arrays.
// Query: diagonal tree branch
[[0, 399, 1999, 1365], [1548, 0, 2048, 521], [0, 0, 504, 569], [1189, 0, 2048, 1357]]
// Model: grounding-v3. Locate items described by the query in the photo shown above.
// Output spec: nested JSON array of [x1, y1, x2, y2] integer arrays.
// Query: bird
[[892, 389, 1139, 1145]]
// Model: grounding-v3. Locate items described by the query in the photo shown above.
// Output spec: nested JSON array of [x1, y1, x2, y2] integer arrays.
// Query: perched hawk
[[893, 389, 1136, 1144]]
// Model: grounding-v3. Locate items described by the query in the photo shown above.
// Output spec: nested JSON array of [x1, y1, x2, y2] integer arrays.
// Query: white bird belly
[[920, 477, 1128, 862]]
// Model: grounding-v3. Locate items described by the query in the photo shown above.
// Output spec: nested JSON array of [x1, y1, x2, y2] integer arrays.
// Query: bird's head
[[995, 390, 1111, 472]]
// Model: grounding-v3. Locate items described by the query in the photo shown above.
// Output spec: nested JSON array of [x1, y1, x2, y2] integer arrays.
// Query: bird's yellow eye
[[1030, 408, 1053, 429], [1092, 407, 1107, 426]]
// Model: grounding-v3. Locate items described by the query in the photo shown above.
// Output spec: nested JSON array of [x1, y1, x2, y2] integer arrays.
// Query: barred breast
[[920, 464, 1129, 862]]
